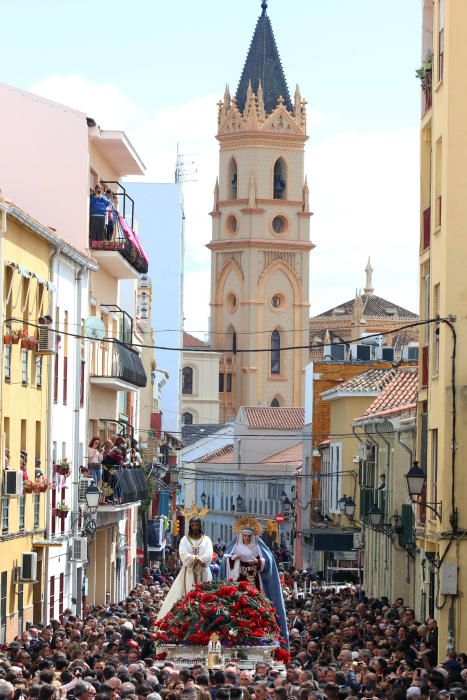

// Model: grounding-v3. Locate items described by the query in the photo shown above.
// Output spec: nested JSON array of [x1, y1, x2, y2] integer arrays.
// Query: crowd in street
[[1, 562, 466, 700]]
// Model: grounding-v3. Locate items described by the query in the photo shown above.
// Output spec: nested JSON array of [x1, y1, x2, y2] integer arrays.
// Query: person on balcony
[[88, 437, 103, 487], [90, 185, 111, 242], [105, 188, 117, 241]]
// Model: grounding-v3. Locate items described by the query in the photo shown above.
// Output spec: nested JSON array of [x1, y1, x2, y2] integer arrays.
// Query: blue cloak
[[220, 537, 288, 646]]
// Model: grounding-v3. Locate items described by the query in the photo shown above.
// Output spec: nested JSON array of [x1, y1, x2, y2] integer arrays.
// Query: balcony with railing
[[89, 182, 148, 279], [422, 206, 431, 250], [98, 467, 149, 512], [90, 340, 147, 392]]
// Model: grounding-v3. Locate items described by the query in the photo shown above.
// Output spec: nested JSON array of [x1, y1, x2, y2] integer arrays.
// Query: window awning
[[112, 468, 148, 504], [114, 342, 147, 388]]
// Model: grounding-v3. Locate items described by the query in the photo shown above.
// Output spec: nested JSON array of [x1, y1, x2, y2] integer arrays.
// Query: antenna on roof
[[175, 143, 198, 184]]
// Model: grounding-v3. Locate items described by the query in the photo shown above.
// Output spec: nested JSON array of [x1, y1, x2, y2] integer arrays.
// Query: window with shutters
[[1, 500, 9, 534], [35, 356, 42, 389], [63, 356, 68, 404], [219, 373, 224, 393], [435, 138, 442, 228], [432, 428, 438, 509], [53, 354, 59, 402], [19, 496, 25, 531], [438, 0, 444, 82], [433, 283, 440, 374], [21, 349, 28, 386], [4, 345, 11, 382], [34, 494, 40, 528], [226, 373, 232, 393]]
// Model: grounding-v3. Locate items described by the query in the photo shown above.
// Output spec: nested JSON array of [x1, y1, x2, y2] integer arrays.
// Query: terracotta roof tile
[[241, 407, 304, 430], [260, 443, 303, 465], [360, 368, 418, 418], [314, 294, 418, 320], [196, 444, 234, 463], [322, 368, 397, 397], [183, 332, 209, 348]]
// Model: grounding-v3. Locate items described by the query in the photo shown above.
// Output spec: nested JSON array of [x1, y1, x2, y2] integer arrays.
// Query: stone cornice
[[219, 198, 305, 208], [217, 130, 307, 145], [207, 239, 315, 251]]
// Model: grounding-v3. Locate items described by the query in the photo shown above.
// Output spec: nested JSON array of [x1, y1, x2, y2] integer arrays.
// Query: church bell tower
[[209, 1, 313, 420]]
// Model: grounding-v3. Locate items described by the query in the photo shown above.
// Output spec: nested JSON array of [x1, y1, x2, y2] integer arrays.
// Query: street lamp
[[200, 491, 207, 507], [368, 505, 383, 528], [236, 494, 245, 512], [85, 483, 101, 514], [170, 465, 180, 486], [338, 495, 347, 513], [405, 461, 426, 498], [344, 497, 356, 519]]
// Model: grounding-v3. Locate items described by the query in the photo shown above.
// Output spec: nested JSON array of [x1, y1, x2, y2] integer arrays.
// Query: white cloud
[[28, 75, 420, 334], [30, 74, 146, 130]]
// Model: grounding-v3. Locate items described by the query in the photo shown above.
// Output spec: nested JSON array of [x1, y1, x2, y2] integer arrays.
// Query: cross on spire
[[261, 1, 268, 15]]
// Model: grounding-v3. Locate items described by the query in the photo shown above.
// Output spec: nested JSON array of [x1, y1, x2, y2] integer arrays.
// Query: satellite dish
[[84, 316, 105, 341]]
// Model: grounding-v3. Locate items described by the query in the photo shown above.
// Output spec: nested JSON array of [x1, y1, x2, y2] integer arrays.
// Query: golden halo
[[233, 516, 263, 537], [179, 503, 209, 520]]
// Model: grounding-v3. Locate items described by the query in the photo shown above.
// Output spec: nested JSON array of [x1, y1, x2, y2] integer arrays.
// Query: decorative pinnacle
[[261, 0, 268, 15]]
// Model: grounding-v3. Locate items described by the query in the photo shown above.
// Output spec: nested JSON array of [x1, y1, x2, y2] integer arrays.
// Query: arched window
[[228, 158, 238, 199], [271, 330, 281, 375], [182, 366, 193, 395], [273, 158, 287, 199], [183, 412, 193, 425], [232, 331, 237, 354], [271, 398, 280, 407]]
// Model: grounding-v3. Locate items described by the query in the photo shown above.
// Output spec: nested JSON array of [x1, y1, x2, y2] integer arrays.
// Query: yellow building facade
[[417, 0, 467, 652], [0, 206, 51, 640]]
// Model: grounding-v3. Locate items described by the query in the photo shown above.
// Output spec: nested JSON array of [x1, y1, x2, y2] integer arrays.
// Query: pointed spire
[[303, 176, 310, 213], [257, 80, 266, 120], [294, 84, 301, 116], [213, 178, 219, 212], [236, 4, 292, 114], [364, 257, 374, 296], [224, 84, 231, 112]]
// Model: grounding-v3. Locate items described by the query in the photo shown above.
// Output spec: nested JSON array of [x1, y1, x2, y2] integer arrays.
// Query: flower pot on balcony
[[11, 336, 20, 345], [53, 508, 69, 519], [3, 335, 12, 345], [28, 338, 37, 350], [59, 466, 70, 477], [22, 481, 34, 494], [21, 339, 28, 349]]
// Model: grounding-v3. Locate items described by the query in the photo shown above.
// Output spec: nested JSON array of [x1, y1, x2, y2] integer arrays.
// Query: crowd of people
[[86, 436, 142, 503], [1, 561, 466, 700]]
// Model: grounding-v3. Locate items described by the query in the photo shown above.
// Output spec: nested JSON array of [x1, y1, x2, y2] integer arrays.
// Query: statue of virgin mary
[[220, 517, 288, 645]]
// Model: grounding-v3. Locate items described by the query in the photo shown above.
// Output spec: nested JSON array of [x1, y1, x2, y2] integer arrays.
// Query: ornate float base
[[156, 644, 283, 670]]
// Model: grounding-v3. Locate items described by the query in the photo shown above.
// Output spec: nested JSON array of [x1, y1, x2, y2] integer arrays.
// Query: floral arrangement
[[53, 502, 70, 518], [154, 580, 288, 655], [33, 476, 53, 493], [54, 459, 71, 476]]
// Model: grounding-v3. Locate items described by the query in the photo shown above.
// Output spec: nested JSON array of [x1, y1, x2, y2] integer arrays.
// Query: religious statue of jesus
[[157, 514, 213, 620]]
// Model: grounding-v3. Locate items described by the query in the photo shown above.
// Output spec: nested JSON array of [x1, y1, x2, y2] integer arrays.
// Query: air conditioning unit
[[355, 344, 371, 361], [330, 343, 345, 361], [19, 553, 38, 582], [35, 326, 55, 355], [3, 470, 23, 497], [407, 346, 419, 361], [70, 537, 88, 562], [382, 347, 395, 362], [78, 478, 93, 504]]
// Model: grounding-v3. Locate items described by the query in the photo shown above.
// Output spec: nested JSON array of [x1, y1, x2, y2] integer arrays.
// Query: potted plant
[[11, 328, 25, 345], [416, 51, 433, 111], [4, 330, 12, 345], [56, 459, 71, 477], [34, 476, 52, 493], [23, 480, 34, 495], [27, 336, 37, 350], [53, 502, 70, 519]]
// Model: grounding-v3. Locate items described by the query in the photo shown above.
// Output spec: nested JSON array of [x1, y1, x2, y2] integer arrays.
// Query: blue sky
[[0, 0, 422, 333]]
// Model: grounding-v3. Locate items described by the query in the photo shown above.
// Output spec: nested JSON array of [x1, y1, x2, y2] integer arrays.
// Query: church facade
[[208, 1, 313, 421]]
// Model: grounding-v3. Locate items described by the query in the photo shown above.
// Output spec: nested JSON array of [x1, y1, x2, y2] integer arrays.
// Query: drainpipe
[[43, 245, 60, 626], [396, 429, 414, 462], [71, 266, 85, 614]]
